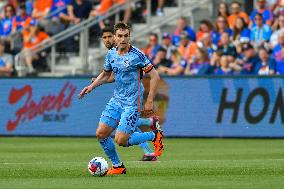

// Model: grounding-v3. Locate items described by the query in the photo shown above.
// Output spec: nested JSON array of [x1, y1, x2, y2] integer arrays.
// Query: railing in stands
[[15, 0, 141, 76]]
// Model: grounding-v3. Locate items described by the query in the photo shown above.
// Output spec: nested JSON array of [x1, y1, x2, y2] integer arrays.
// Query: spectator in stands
[[198, 32, 217, 59], [186, 47, 212, 75], [218, 32, 237, 63], [32, 0, 53, 20], [272, 0, 284, 16], [0, 39, 13, 76], [153, 47, 172, 69], [44, 0, 71, 35], [250, 13, 272, 48], [228, 1, 249, 29], [49, 0, 71, 22], [238, 43, 261, 75], [0, 4, 16, 51], [0, 0, 7, 18], [25, 0, 34, 16], [218, 2, 230, 19], [157, 49, 186, 76], [214, 15, 233, 45], [255, 47, 276, 75], [196, 20, 215, 41], [144, 33, 161, 63], [172, 17, 196, 47], [161, 32, 175, 60], [156, 0, 165, 16], [232, 17, 250, 44], [250, 0, 273, 26], [90, 0, 131, 24], [12, 4, 31, 33], [67, 0, 92, 24], [215, 55, 234, 75], [22, 19, 49, 73], [178, 31, 197, 65], [272, 30, 284, 62], [275, 47, 284, 74], [270, 14, 284, 47]]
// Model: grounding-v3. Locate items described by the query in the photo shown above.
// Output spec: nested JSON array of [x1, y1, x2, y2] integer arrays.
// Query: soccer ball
[[88, 157, 109, 176]]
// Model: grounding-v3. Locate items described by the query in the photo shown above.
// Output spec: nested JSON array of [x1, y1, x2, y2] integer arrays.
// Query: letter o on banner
[[244, 88, 270, 124]]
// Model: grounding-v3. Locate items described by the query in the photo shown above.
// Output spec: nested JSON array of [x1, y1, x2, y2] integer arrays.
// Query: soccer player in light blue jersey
[[92, 27, 160, 161], [79, 22, 164, 175]]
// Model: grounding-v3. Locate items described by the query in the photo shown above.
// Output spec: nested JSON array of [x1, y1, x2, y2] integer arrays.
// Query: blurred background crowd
[[1, 0, 284, 77]]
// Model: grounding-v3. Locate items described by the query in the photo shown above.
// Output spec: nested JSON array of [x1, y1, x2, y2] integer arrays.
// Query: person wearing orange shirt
[[227, 1, 249, 29], [90, 0, 131, 25], [32, 0, 53, 20], [178, 31, 197, 64], [21, 19, 49, 74]]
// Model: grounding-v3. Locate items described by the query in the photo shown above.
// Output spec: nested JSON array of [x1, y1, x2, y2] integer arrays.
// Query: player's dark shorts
[[100, 98, 140, 134]]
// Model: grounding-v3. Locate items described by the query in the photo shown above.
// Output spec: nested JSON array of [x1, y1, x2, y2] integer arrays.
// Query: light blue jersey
[[104, 45, 153, 110]]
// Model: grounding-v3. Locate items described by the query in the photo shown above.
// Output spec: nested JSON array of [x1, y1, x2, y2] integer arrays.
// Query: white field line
[[1, 159, 284, 165]]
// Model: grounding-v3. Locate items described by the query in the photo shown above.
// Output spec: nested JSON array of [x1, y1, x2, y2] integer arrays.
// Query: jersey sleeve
[[103, 51, 113, 72], [136, 49, 153, 73]]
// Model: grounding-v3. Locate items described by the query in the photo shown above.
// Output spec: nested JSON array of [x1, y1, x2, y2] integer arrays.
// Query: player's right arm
[[78, 70, 112, 99], [78, 50, 114, 99], [91, 72, 115, 83]]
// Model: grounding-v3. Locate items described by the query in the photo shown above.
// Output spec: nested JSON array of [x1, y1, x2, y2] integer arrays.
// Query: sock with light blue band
[[99, 137, 121, 165]]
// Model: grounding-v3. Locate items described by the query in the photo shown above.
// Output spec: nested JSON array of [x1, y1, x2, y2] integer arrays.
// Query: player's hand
[[144, 100, 153, 112], [78, 86, 93, 99]]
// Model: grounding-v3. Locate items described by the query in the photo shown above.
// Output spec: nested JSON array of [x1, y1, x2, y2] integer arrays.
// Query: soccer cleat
[[150, 116, 161, 131], [140, 154, 158, 161], [152, 130, 164, 157], [106, 163, 126, 175]]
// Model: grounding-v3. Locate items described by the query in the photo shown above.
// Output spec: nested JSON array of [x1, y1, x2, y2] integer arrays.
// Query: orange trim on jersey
[[137, 68, 141, 112], [143, 64, 153, 73]]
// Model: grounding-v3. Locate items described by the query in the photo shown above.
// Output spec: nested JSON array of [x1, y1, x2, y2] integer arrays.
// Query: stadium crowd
[[1, 0, 284, 76], [144, 0, 284, 76]]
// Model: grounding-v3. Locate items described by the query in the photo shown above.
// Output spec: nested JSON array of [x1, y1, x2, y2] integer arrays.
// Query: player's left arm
[[144, 67, 160, 111]]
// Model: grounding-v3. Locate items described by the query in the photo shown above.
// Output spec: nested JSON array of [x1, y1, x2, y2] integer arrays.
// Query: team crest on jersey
[[124, 60, 129, 67]]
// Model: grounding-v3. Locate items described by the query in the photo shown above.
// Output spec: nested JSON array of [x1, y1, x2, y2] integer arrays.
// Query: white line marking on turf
[[1, 159, 284, 165]]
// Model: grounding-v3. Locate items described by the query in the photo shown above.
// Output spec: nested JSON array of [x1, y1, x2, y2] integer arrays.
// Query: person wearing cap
[[0, 39, 13, 76], [178, 31, 197, 64], [250, 13, 272, 48], [172, 17, 196, 47], [250, 0, 273, 26], [161, 32, 176, 60], [236, 43, 260, 74]]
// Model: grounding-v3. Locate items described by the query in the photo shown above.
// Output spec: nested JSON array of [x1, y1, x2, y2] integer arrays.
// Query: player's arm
[[144, 67, 160, 111], [78, 71, 112, 99], [91, 72, 115, 83]]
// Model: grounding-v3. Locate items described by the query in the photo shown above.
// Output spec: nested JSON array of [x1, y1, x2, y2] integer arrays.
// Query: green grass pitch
[[0, 137, 284, 189]]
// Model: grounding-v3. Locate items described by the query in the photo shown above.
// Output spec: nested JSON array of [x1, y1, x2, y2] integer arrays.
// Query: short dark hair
[[114, 22, 131, 34], [158, 47, 167, 53], [231, 1, 241, 7], [101, 27, 113, 37]]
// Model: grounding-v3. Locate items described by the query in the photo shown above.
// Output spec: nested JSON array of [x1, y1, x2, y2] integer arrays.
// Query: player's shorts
[[100, 98, 140, 134]]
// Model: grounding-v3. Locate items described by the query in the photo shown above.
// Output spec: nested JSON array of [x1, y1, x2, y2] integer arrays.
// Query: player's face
[[114, 29, 130, 50], [102, 32, 114, 49]]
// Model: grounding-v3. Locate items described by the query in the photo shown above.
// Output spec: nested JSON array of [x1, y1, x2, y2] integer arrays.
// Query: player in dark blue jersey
[[79, 23, 164, 175]]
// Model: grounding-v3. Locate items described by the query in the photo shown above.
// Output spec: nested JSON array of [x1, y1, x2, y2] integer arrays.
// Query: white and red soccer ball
[[88, 157, 109, 176]]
